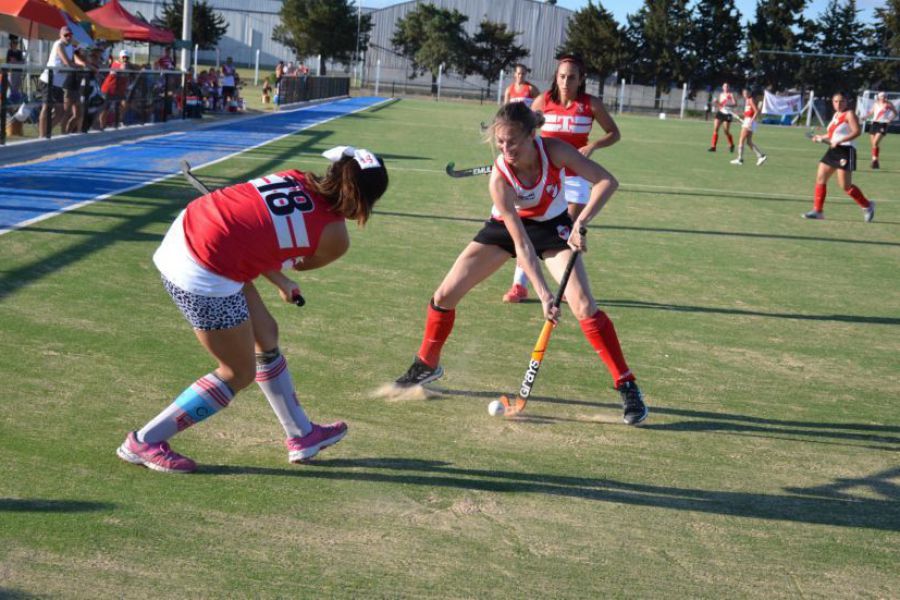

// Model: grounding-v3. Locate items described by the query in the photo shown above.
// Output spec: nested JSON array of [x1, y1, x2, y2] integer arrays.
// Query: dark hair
[[513, 64, 529, 73], [305, 155, 388, 226], [489, 101, 545, 139], [550, 54, 586, 104]]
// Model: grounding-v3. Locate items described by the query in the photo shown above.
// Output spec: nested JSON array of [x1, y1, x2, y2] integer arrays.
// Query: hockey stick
[[498, 227, 586, 416], [180, 161, 306, 308], [445, 162, 493, 178], [181, 160, 211, 195]]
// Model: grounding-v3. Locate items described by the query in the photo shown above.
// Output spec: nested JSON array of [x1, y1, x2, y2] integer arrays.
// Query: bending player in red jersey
[[117, 147, 389, 473], [804, 92, 875, 222], [503, 63, 539, 107], [503, 54, 620, 303], [708, 83, 737, 153], [394, 102, 647, 425], [864, 92, 898, 169], [730, 88, 767, 166]]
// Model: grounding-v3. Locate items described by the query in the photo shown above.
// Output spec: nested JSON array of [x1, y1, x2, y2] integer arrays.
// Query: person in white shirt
[[865, 92, 898, 169], [39, 26, 86, 137]]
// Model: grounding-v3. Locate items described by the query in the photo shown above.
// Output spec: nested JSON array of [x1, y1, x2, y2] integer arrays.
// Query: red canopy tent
[[86, 0, 174, 44]]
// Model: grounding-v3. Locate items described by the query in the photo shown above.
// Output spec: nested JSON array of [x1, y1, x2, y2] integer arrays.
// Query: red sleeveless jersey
[[540, 92, 594, 149], [507, 82, 535, 107], [492, 136, 567, 222], [183, 170, 344, 282]]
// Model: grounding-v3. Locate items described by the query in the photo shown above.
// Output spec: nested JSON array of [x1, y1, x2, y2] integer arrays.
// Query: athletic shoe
[[116, 431, 196, 473], [617, 380, 648, 426], [872, 159, 880, 170], [802, 210, 824, 220], [864, 200, 876, 223], [502, 283, 529, 303], [756, 155, 768, 166], [707, 146, 716, 152], [287, 421, 348, 463], [729, 144, 735, 153], [730, 158, 743, 165], [395, 357, 444, 388]]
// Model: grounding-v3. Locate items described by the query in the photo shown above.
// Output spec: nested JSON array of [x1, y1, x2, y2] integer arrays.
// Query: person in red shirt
[[503, 64, 539, 107], [392, 102, 647, 426], [117, 147, 389, 473], [154, 46, 175, 71], [503, 54, 620, 304], [99, 49, 132, 129]]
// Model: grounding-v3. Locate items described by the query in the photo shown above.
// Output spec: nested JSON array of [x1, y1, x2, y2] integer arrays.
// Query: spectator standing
[[99, 49, 131, 129], [221, 56, 237, 106], [5, 36, 24, 103], [154, 46, 175, 71], [39, 26, 85, 137]]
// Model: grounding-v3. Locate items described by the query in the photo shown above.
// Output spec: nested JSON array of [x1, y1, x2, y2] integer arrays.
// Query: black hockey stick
[[180, 161, 306, 308], [445, 162, 493, 178]]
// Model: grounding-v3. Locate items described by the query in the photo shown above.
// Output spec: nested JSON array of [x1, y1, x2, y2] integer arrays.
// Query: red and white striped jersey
[[492, 136, 567, 222], [827, 110, 855, 146], [743, 100, 756, 119], [507, 82, 535, 107], [183, 170, 344, 282], [540, 92, 594, 149], [873, 101, 898, 123], [717, 92, 736, 114]]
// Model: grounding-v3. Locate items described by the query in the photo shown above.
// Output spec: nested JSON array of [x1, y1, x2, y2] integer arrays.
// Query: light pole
[[180, 0, 192, 72], [354, 4, 362, 86]]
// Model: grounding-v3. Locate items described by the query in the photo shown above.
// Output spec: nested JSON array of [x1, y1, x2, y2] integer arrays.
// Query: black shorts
[[870, 122, 890, 135], [38, 81, 64, 103], [715, 111, 733, 123], [820, 146, 856, 171], [221, 85, 235, 98], [473, 211, 573, 258]]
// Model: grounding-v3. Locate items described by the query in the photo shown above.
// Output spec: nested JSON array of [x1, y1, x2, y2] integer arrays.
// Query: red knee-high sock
[[726, 131, 734, 146], [814, 184, 826, 212], [579, 310, 634, 387], [873, 147, 880, 159], [711, 132, 718, 147], [417, 301, 455, 369], [846, 185, 871, 208]]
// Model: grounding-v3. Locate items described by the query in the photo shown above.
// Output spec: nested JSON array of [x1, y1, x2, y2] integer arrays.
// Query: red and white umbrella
[[0, 0, 68, 40]]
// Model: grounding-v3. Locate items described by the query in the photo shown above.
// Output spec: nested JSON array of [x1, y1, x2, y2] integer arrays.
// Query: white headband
[[322, 145, 380, 170]]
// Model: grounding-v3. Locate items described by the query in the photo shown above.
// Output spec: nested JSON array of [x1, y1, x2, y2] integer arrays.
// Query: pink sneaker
[[116, 431, 196, 473], [286, 421, 348, 463], [502, 283, 528, 303]]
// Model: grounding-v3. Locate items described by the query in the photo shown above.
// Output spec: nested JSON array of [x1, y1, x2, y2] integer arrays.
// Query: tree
[[688, 0, 745, 91], [158, 0, 228, 50], [469, 20, 529, 95], [624, 0, 693, 100], [805, 0, 866, 93], [747, 0, 813, 90], [273, 0, 371, 74], [557, 1, 626, 83], [865, 0, 900, 87], [392, 3, 470, 86]]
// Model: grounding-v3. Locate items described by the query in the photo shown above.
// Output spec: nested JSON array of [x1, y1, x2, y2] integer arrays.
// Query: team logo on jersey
[[557, 224, 571, 240], [517, 191, 536, 203], [545, 183, 560, 199], [840, 158, 847, 167], [576, 103, 585, 114]]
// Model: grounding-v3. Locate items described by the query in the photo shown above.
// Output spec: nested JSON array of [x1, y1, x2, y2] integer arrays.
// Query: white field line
[[0, 98, 394, 237]]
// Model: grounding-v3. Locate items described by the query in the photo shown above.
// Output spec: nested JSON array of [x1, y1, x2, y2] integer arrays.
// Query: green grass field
[[1, 98, 898, 598]]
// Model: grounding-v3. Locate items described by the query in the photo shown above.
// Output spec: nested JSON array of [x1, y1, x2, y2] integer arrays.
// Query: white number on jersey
[[250, 174, 314, 251]]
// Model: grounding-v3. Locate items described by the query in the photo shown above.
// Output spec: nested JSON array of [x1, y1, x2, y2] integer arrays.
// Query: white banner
[[762, 91, 803, 115]]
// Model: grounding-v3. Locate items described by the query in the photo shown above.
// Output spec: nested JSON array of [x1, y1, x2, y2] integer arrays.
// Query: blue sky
[[359, 0, 885, 24]]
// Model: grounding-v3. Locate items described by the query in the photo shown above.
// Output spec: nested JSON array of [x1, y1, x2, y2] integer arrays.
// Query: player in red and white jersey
[[708, 83, 737, 153], [503, 63, 539, 107], [864, 91, 897, 169], [730, 88, 768, 166], [804, 93, 875, 222], [117, 147, 389, 473], [502, 54, 620, 303], [393, 102, 647, 425]]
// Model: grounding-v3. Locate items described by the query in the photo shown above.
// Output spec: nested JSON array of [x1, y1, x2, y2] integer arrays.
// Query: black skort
[[473, 211, 573, 258], [715, 111, 733, 123], [870, 121, 890, 135], [820, 145, 857, 171], [38, 81, 64, 103]]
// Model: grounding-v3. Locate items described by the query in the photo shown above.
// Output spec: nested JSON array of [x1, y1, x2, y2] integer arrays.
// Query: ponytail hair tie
[[322, 145, 381, 170]]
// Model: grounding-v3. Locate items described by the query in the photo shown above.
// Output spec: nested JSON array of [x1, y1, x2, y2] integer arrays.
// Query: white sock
[[138, 373, 234, 444], [513, 266, 529, 288], [256, 350, 313, 438]]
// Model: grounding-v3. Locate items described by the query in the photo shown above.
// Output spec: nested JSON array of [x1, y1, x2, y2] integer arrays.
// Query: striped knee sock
[[256, 350, 312, 438], [138, 373, 234, 444]]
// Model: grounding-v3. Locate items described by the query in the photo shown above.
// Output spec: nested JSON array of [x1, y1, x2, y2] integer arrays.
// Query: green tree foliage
[[391, 3, 470, 85], [866, 0, 900, 87], [557, 1, 626, 83], [806, 0, 867, 93], [158, 0, 228, 50], [688, 0, 745, 90], [624, 0, 693, 99], [747, 0, 813, 90], [469, 20, 529, 94], [273, 0, 372, 73]]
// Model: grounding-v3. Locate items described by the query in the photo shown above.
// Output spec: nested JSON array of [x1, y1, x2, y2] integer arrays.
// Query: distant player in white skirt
[[864, 91, 897, 169], [730, 88, 767, 166]]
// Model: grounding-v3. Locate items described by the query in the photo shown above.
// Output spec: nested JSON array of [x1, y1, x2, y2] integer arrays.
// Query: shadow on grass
[[199, 458, 900, 531], [0, 498, 114, 513], [0, 588, 41, 599]]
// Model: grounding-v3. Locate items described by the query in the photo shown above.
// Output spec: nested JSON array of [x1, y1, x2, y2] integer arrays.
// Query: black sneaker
[[872, 159, 880, 170], [707, 146, 716, 152], [395, 358, 444, 388], [617, 380, 648, 425], [729, 144, 735, 153]]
